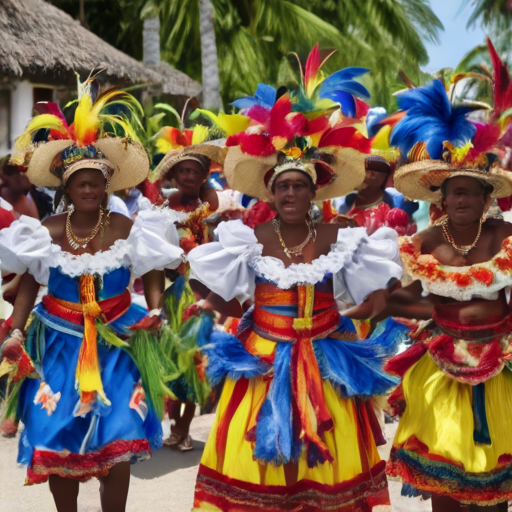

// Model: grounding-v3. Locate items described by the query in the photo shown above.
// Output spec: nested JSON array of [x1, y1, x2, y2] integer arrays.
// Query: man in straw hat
[[0, 78, 185, 512], [185, 79, 408, 510], [363, 74, 512, 511]]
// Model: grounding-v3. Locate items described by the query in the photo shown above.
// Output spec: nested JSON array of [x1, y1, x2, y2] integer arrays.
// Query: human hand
[[1, 329, 25, 362]]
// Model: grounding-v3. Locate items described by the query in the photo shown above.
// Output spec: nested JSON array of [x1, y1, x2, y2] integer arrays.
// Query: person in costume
[[0, 80, 184, 512], [185, 80, 409, 510], [152, 133, 231, 452], [367, 62, 512, 511]]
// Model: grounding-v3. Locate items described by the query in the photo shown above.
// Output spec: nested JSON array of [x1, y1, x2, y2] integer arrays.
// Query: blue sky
[[423, 0, 486, 72]]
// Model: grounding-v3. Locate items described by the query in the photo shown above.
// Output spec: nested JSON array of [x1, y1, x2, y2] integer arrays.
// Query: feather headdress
[[11, 74, 149, 192], [392, 76, 512, 203]]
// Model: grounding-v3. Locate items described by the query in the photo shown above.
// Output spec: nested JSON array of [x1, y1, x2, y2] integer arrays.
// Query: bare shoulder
[[316, 222, 341, 245], [254, 221, 274, 244], [108, 212, 133, 238], [491, 218, 512, 239], [42, 213, 66, 236]]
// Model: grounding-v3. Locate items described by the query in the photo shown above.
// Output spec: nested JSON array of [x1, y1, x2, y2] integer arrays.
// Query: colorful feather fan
[[12, 75, 144, 165], [390, 79, 476, 159], [231, 44, 370, 119]]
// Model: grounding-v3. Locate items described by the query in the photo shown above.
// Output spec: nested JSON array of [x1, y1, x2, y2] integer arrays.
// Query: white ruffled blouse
[[0, 210, 184, 285], [187, 219, 402, 305]]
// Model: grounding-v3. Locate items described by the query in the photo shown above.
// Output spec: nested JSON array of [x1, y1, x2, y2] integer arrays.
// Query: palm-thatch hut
[[0, 0, 202, 155]]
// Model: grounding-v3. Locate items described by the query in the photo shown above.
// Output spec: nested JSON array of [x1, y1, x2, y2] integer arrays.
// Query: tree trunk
[[143, 16, 161, 69], [199, 0, 222, 110], [78, 0, 88, 28]]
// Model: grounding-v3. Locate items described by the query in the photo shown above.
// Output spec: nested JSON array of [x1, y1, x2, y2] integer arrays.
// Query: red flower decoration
[[451, 273, 473, 287], [470, 267, 494, 286]]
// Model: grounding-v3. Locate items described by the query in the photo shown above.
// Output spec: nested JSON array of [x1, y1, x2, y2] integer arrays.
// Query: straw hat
[[153, 139, 227, 179], [26, 138, 150, 193], [224, 145, 366, 201]]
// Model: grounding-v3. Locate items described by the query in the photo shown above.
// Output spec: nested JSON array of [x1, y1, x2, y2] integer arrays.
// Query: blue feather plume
[[390, 80, 476, 159], [319, 67, 370, 117], [232, 83, 277, 110], [366, 107, 388, 138]]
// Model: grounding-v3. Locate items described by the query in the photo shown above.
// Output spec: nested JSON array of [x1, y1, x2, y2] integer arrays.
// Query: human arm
[[2, 272, 40, 359], [141, 269, 165, 311]]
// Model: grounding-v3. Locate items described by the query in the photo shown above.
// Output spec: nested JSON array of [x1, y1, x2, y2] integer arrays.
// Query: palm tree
[[159, 0, 442, 111], [465, 0, 512, 58], [199, 0, 222, 109]]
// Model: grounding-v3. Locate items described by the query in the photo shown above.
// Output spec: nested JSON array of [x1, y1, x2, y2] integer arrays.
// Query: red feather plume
[[468, 123, 500, 160], [487, 37, 512, 118], [318, 126, 372, 153]]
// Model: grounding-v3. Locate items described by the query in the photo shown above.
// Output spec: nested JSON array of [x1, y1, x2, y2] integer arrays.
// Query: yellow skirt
[[387, 353, 512, 505], [193, 374, 389, 511]]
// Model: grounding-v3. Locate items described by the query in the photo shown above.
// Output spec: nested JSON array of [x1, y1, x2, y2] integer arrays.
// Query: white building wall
[[10, 80, 34, 150]]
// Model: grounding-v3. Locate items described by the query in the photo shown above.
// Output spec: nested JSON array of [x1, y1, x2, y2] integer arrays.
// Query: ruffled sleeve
[[0, 215, 53, 285], [127, 208, 184, 276], [188, 219, 262, 303], [333, 226, 402, 305]]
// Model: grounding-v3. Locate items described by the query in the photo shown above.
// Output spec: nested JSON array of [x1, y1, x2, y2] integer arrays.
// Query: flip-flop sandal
[[163, 432, 182, 447], [178, 435, 194, 451]]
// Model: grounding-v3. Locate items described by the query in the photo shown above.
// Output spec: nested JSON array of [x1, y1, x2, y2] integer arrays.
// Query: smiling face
[[442, 176, 492, 225], [170, 159, 208, 197], [66, 168, 107, 212], [271, 170, 316, 224]]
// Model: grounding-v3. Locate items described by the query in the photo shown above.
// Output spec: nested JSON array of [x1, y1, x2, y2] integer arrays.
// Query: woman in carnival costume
[[380, 42, 512, 511], [151, 129, 232, 452], [186, 69, 409, 508], [0, 80, 184, 511]]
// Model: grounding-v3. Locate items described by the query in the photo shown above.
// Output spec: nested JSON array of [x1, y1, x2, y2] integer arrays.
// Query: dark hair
[[440, 176, 494, 198]]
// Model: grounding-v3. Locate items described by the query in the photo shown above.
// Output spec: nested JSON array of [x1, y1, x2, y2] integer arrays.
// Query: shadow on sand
[[131, 440, 206, 479]]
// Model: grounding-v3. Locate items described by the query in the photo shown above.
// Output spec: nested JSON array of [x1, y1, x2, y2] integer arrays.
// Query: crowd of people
[[1, 40, 512, 512]]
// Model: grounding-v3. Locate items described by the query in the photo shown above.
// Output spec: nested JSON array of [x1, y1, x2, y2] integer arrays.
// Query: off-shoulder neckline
[[403, 234, 512, 271]]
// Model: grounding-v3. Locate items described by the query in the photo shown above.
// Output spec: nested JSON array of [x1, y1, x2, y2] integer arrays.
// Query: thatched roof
[[0, 0, 202, 97]]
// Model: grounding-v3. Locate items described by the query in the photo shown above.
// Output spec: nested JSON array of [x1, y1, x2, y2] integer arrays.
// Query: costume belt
[[42, 276, 132, 407], [433, 308, 512, 340], [254, 284, 338, 466]]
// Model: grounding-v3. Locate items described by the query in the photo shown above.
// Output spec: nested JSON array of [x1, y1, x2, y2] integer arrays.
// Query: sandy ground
[[0, 416, 431, 512]]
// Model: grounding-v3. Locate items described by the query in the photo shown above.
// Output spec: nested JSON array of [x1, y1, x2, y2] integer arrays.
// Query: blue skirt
[[18, 302, 162, 485]]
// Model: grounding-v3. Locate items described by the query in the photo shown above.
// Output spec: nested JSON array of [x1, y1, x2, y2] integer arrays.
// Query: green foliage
[[49, 0, 443, 111]]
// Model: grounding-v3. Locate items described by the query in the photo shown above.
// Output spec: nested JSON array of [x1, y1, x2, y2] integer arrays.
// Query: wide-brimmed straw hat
[[26, 138, 150, 193], [224, 145, 366, 201], [394, 160, 512, 204], [153, 139, 227, 179]]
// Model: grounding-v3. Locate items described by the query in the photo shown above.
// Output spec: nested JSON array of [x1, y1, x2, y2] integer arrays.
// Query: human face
[[66, 169, 107, 212], [362, 169, 387, 190], [271, 170, 315, 224], [1, 168, 32, 194], [171, 159, 207, 197], [443, 176, 491, 226]]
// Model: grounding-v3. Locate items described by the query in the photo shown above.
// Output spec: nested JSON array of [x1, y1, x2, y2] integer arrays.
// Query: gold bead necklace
[[441, 217, 483, 257], [272, 215, 317, 259], [66, 207, 110, 251]]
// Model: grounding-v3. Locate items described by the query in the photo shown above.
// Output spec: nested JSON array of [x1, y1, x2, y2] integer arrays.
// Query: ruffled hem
[[193, 462, 390, 512], [387, 440, 512, 506], [25, 439, 151, 485]]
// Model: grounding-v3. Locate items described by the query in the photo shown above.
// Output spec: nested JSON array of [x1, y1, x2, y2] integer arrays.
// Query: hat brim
[[224, 146, 366, 201], [154, 140, 227, 180], [26, 138, 149, 192], [394, 160, 512, 204]]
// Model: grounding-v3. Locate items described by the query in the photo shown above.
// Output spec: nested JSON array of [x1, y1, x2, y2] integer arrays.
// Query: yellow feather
[[371, 125, 391, 151], [195, 109, 250, 136], [191, 125, 209, 144]]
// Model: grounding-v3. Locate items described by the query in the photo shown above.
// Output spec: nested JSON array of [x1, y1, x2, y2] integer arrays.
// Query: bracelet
[[148, 308, 161, 318]]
